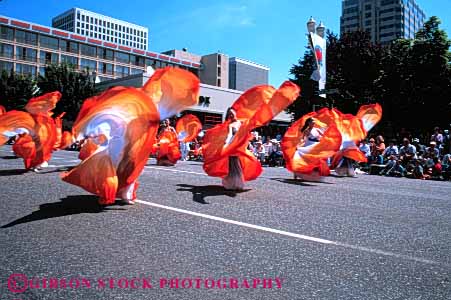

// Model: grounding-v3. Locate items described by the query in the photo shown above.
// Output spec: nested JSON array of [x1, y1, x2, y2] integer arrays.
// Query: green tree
[[37, 63, 97, 121], [0, 70, 36, 111]]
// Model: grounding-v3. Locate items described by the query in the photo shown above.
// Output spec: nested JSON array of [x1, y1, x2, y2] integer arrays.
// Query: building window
[[100, 62, 113, 75], [80, 44, 97, 57], [131, 68, 142, 75], [132, 55, 145, 67], [116, 51, 130, 63], [82, 15, 85, 22], [115, 65, 129, 77], [217, 78, 221, 86], [61, 55, 78, 67], [60, 40, 79, 54], [0, 61, 13, 72], [39, 51, 58, 64], [16, 46, 37, 62], [101, 48, 114, 60], [80, 58, 96, 72], [16, 63, 36, 77], [0, 26, 14, 41], [0, 43, 14, 58], [15, 30, 37, 45], [39, 35, 59, 50]]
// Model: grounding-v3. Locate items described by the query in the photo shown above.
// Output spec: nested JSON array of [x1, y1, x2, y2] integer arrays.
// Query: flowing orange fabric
[[0, 110, 35, 146], [78, 138, 99, 161], [156, 130, 181, 164], [176, 114, 202, 143], [54, 112, 66, 149], [0, 105, 5, 115], [203, 81, 300, 182], [25, 91, 61, 117], [62, 67, 199, 204], [330, 103, 382, 167], [59, 131, 73, 150], [282, 110, 342, 176], [0, 92, 61, 169]]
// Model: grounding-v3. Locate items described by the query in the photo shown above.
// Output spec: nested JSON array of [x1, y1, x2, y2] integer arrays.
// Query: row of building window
[[76, 11, 146, 38], [0, 26, 152, 65]]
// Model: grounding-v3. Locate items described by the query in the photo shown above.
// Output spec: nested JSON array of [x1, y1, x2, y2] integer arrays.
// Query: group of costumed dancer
[[0, 66, 382, 205]]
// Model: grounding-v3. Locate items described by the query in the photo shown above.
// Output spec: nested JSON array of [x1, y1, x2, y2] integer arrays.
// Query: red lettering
[[229, 278, 239, 288], [241, 279, 250, 288], [28, 278, 40, 289], [194, 278, 202, 289], [253, 278, 261, 288], [181, 278, 192, 288], [108, 278, 115, 289], [275, 278, 283, 289], [142, 278, 152, 289], [60, 278, 67, 289], [159, 278, 168, 288], [49, 278, 59, 289], [81, 278, 91, 288], [118, 278, 129, 288], [69, 278, 80, 289], [169, 278, 179, 288], [97, 278, 106, 289], [262, 278, 272, 288], [204, 278, 214, 289]]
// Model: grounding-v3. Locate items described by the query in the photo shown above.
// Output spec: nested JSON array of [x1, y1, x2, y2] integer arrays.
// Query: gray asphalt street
[[0, 145, 450, 300]]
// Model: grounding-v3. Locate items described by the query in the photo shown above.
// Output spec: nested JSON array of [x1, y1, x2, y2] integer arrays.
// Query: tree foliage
[[0, 70, 36, 111], [38, 63, 97, 121], [288, 16, 451, 133]]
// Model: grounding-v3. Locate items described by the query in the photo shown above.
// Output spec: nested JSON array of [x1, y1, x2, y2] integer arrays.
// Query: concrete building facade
[[0, 15, 200, 80], [340, 0, 426, 44], [229, 57, 269, 91], [52, 8, 148, 50]]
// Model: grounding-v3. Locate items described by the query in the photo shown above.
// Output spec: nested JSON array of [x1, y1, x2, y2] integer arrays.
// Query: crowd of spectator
[[180, 126, 451, 181], [360, 127, 451, 181]]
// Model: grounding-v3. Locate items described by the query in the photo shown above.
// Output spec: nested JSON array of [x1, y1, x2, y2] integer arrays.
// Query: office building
[[0, 15, 200, 80], [52, 8, 148, 50], [340, 0, 426, 44], [229, 57, 269, 91]]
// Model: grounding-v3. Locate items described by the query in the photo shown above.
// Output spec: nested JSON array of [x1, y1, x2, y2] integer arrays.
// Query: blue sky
[[1, 0, 449, 86]]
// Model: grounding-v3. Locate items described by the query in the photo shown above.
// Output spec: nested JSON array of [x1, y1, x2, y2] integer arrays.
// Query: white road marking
[[135, 199, 440, 266], [144, 166, 206, 176]]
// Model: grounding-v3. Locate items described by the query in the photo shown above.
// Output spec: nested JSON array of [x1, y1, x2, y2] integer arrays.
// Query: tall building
[[229, 57, 269, 91], [340, 0, 426, 44], [0, 15, 200, 80], [52, 8, 148, 50]]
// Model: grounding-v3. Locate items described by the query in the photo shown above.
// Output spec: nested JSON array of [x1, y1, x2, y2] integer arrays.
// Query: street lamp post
[[306, 17, 327, 99]]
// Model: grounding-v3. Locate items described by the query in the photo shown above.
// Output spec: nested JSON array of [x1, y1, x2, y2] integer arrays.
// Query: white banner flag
[[309, 32, 327, 98]]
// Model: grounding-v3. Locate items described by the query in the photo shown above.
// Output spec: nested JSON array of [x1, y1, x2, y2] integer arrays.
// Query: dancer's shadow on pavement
[[0, 155, 18, 159], [0, 169, 28, 176], [176, 184, 251, 204], [269, 178, 333, 186], [1, 195, 126, 228]]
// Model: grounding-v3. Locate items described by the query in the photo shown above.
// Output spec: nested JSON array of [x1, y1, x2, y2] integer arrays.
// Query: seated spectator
[[412, 159, 429, 180], [359, 139, 371, 159], [269, 139, 284, 166], [430, 157, 443, 180], [386, 159, 406, 177], [255, 141, 265, 162], [383, 139, 399, 158], [399, 138, 417, 163], [373, 135, 385, 164], [425, 141, 440, 158], [431, 127, 443, 147], [379, 155, 396, 176], [412, 138, 426, 154], [263, 138, 273, 164]]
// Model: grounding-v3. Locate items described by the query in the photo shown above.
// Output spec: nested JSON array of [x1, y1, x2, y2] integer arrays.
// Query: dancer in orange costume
[[282, 104, 382, 179], [0, 92, 61, 170], [155, 114, 202, 165], [202, 81, 300, 190], [282, 111, 342, 181], [61, 67, 199, 205], [330, 104, 383, 176], [53, 112, 73, 150]]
